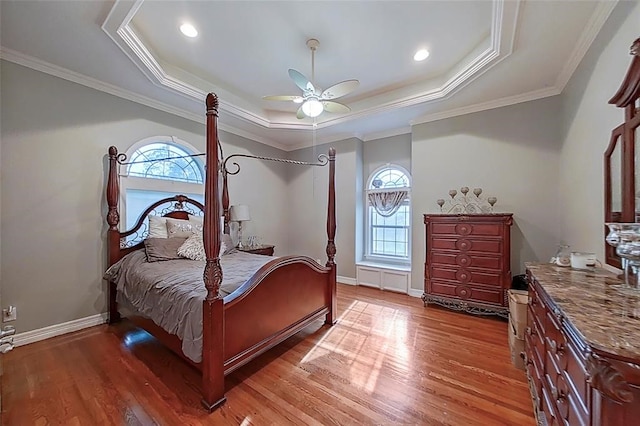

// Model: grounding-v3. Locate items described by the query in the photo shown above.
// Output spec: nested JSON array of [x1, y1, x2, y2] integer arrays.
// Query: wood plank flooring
[[2, 284, 534, 425]]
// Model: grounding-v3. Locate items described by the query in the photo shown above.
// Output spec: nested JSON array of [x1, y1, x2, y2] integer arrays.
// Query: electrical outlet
[[3, 306, 17, 322]]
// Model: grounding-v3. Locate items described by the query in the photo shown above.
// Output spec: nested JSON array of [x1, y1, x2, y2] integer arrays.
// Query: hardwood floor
[[2, 284, 534, 425]]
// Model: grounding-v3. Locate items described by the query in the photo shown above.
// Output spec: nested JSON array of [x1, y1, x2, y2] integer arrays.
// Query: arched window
[[121, 137, 204, 230], [128, 143, 203, 184], [365, 165, 411, 263]]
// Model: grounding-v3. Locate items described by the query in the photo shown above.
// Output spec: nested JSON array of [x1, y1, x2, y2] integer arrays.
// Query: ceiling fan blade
[[288, 69, 315, 93], [321, 80, 359, 100], [263, 95, 303, 102], [296, 106, 306, 119], [323, 101, 351, 114]]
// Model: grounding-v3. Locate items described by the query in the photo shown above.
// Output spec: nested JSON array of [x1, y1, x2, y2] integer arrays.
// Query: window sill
[[356, 261, 411, 272]]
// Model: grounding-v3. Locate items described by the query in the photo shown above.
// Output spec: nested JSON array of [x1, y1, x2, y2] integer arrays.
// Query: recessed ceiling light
[[180, 23, 198, 38], [414, 49, 430, 62]]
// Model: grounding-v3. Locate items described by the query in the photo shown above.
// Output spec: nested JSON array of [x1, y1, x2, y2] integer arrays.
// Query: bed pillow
[[148, 215, 169, 239], [177, 233, 229, 261], [221, 234, 236, 255], [144, 237, 187, 262], [178, 233, 206, 261], [188, 215, 235, 255], [166, 217, 197, 238], [188, 215, 226, 233], [188, 214, 204, 232]]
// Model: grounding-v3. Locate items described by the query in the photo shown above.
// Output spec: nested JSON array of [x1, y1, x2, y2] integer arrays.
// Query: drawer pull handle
[[526, 326, 535, 336], [550, 341, 564, 355], [551, 388, 566, 402]]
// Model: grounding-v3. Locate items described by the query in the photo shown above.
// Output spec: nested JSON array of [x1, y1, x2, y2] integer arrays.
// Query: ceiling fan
[[263, 39, 359, 119]]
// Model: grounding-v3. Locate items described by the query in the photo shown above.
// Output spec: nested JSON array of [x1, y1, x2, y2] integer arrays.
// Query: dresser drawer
[[430, 251, 502, 270], [431, 222, 503, 237], [429, 280, 503, 304], [430, 266, 502, 287], [429, 237, 503, 253]]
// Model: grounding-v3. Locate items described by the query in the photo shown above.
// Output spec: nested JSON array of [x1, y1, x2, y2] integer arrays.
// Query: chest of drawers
[[422, 213, 513, 317]]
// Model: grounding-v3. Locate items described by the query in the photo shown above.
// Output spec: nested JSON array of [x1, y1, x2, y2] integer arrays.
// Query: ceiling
[[0, 1, 617, 151]]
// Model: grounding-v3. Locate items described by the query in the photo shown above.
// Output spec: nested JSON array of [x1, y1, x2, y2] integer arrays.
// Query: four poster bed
[[104, 93, 337, 411]]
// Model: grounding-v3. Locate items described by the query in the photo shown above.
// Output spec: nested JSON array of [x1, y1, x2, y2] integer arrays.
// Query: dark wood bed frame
[[105, 93, 337, 411]]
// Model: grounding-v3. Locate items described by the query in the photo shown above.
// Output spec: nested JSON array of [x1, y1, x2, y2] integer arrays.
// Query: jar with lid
[[553, 244, 571, 267]]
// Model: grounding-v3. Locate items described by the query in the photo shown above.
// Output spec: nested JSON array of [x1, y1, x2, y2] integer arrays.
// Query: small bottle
[[555, 245, 571, 267]]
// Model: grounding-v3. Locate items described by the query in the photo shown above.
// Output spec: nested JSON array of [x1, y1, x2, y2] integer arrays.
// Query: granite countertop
[[525, 262, 640, 361]]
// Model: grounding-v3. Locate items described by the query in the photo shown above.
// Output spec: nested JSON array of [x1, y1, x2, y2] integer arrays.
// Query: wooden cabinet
[[238, 245, 274, 256], [423, 214, 513, 317], [526, 265, 640, 426]]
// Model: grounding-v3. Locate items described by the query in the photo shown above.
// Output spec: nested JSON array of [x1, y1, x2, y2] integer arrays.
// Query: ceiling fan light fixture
[[302, 98, 323, 117]]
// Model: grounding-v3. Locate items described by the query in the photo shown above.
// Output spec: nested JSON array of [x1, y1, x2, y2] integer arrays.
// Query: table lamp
[[230, 204, 251, 248]]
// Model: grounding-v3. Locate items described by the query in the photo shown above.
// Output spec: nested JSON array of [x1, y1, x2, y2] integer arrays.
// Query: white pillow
[[148, 216, 169, 239], [178, 232, 227, 261], [166, 217, 196, 238]]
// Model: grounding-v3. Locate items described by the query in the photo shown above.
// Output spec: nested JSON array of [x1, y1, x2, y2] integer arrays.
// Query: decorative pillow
[[188, 215, 226, 233], [177, 233, 230, 261], [144, 237, 187, 262], [148, 216, 169, 239], [166, 217, 196, 238], [178, 233, 206, 261], [188, 214, 204, 233]]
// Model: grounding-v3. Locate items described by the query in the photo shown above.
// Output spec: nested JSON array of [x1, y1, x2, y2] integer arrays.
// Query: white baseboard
[[337, 276, 357, 285], [408, 288, 424, 298], [13, 313, 108, 347]]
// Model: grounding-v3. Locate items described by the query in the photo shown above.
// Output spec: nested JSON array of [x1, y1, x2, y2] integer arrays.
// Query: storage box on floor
[[508, 289, 528, 370]]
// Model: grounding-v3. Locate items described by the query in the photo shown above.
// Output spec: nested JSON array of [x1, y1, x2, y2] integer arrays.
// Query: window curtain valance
[[367, 189, 409, 217]]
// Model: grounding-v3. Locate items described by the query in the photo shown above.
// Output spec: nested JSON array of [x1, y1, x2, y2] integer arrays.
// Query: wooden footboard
[[223, 256, 333, 373]]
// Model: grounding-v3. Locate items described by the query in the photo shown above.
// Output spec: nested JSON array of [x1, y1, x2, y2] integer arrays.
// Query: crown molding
[[363, 127, 412, 142], [410, 85, 560, 127], [0, 47, 290, 152], [102, 0, 519, 132], [554, 0, 618, 92], [300, 0, 520, 131]]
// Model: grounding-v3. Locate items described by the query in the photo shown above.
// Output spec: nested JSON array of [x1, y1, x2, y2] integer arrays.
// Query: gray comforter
[[104, 250, 273, 362]]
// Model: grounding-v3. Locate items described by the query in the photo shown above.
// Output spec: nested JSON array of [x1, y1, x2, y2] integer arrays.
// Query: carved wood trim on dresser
[[422, 214, 513, 318], [525, 264, 640, 426]]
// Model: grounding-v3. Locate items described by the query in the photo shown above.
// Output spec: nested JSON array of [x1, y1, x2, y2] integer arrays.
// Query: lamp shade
[[302, 98, 323, 118], [230, 204, 251, 222]]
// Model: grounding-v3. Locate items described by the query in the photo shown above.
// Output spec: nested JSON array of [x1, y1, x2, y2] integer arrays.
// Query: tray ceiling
[[0, 1, 616, 150]]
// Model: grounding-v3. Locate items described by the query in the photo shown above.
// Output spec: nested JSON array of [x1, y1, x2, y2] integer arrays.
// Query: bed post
[[325, 147, 337, 325], [106, 146, 121, 324], [201, 93, 226, 411]]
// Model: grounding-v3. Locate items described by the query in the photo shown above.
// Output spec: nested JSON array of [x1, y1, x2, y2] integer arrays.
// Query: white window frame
[[119, 136, 205, 230], [364, 164, 412, 265]]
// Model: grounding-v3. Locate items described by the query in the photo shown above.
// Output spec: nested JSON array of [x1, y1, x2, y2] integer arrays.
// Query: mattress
[[104, 249, 273, 362]]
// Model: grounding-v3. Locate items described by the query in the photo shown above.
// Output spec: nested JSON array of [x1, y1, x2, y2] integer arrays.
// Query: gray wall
[[559, 0, 640, 264], [411, 97, 563, 292], [363, 133, 412, 178], [0, 60, 289, 333], [287, 138, 362, 278]]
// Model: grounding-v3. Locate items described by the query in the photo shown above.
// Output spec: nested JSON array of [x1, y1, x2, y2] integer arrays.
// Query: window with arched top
[[128, 143, 204, 184], [121, 137, 204, 230], [365, 165, 411, 263]]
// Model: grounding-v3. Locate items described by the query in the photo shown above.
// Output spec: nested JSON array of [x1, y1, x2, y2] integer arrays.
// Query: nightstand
[[238, 244, 275, 256]]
